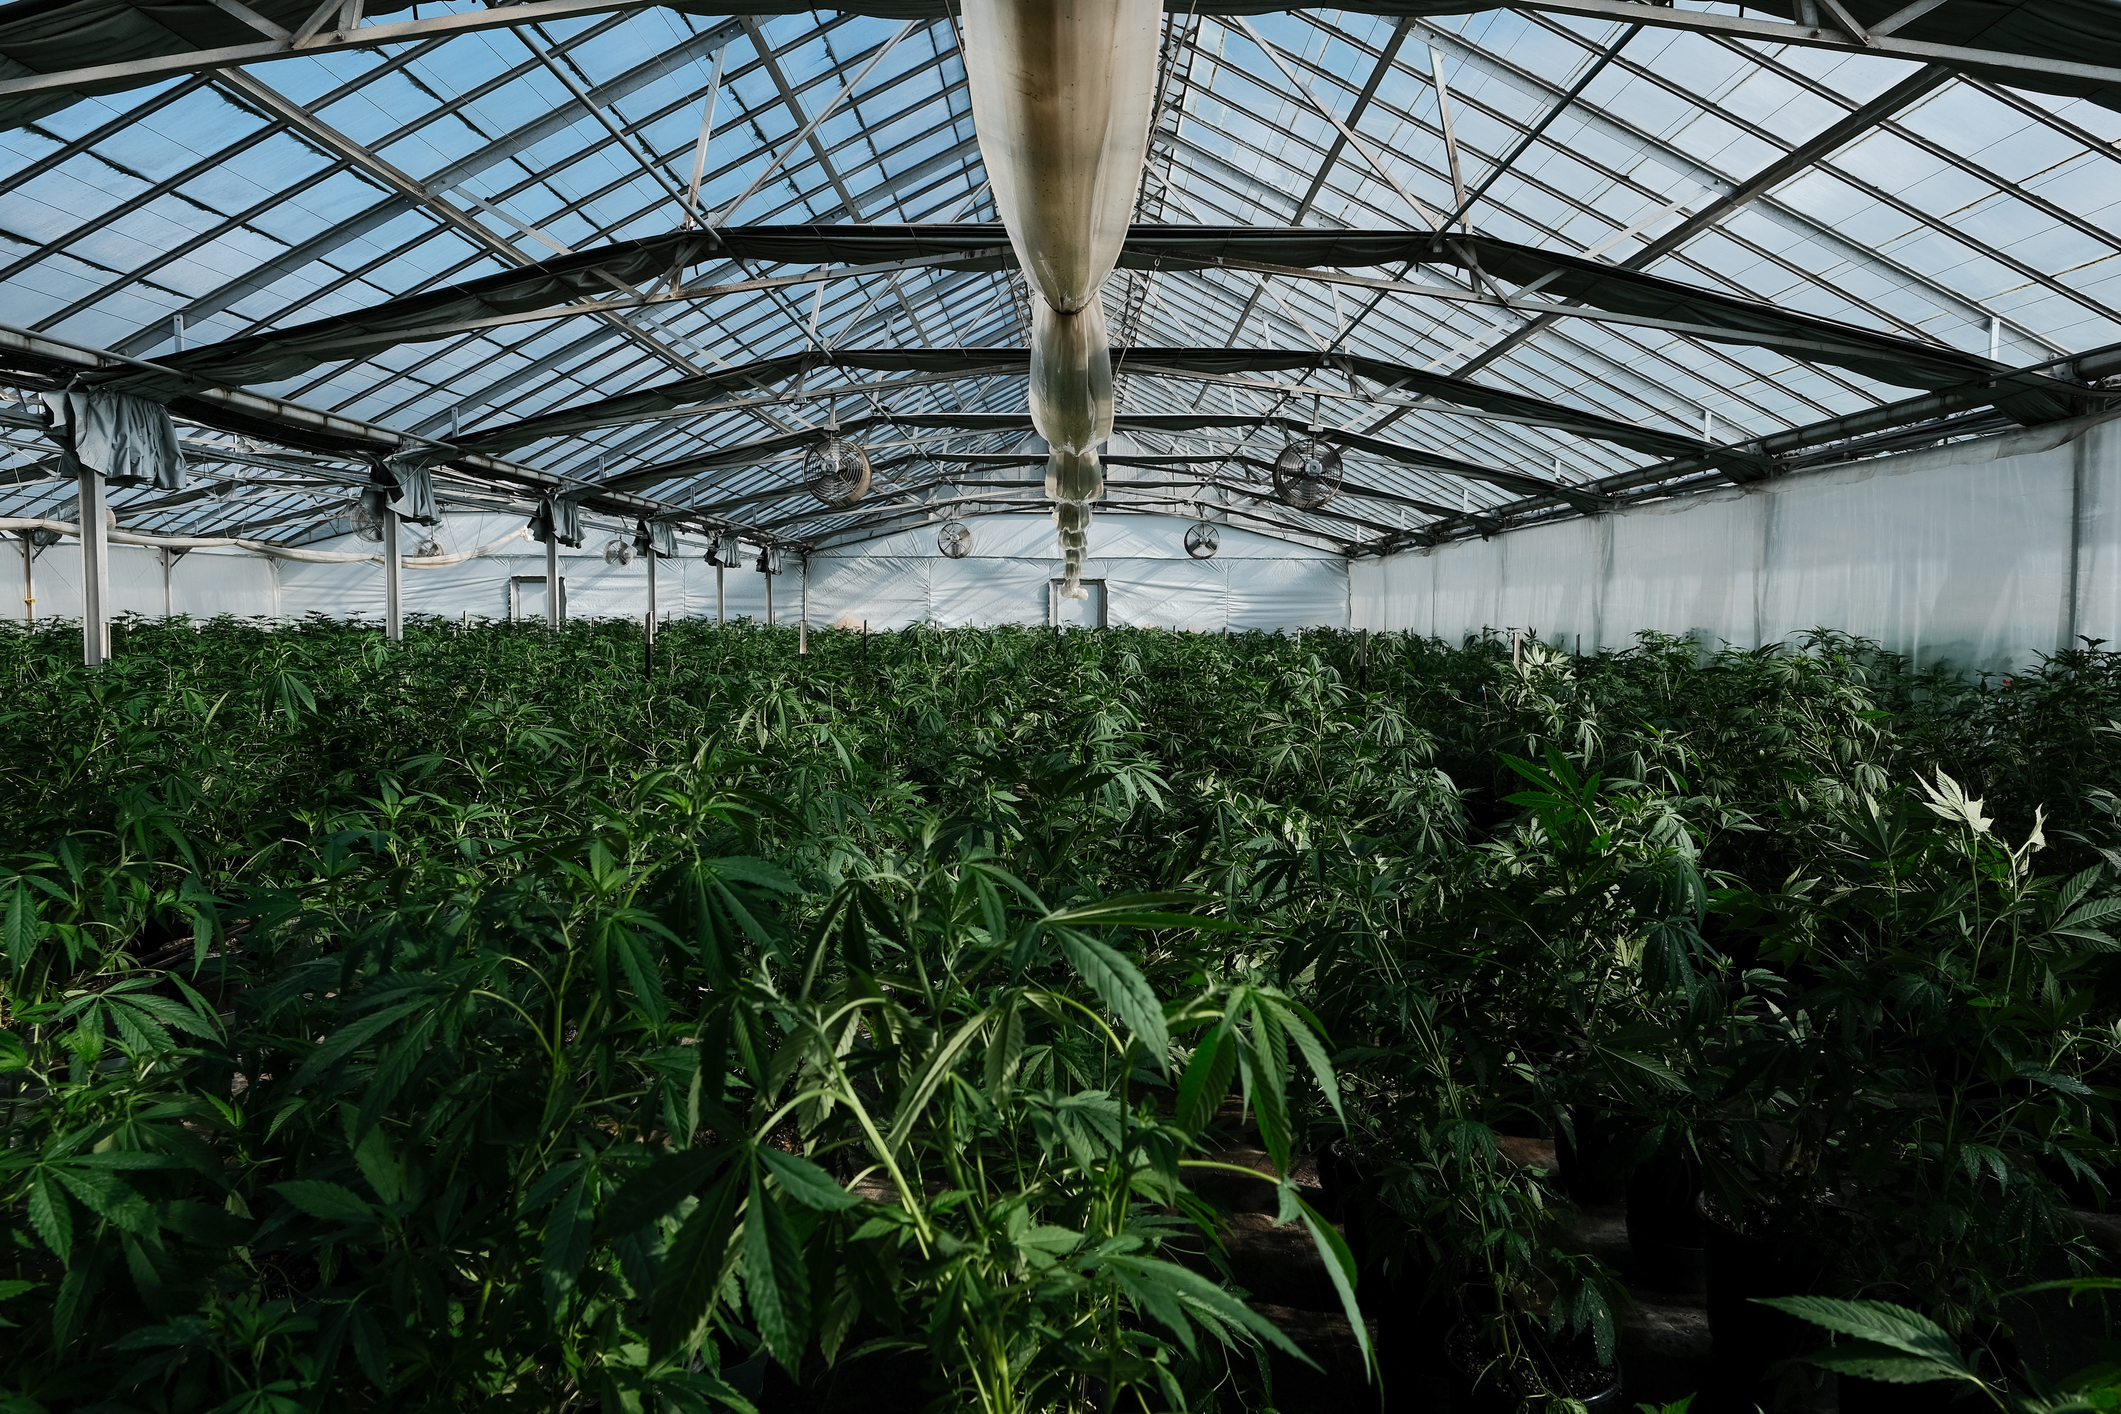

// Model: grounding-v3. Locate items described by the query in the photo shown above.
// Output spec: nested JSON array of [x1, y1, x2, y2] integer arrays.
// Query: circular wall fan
[[349, 500, 384, 542], [806, 436, 872, 507], [937, 520, 973, 559], [1184, 521, 1220, 559], [604, 538, 634, 566], [1274, 438, 1343, 510]]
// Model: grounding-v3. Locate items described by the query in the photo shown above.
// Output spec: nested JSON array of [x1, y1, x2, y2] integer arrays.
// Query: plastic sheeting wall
[[1351, 411, 2121, 674], [235, 511, 1347, 630], [7, 541, 279, 623], [805, 515, 1347, 630]]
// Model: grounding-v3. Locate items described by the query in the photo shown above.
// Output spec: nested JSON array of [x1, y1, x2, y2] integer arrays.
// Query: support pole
[[78, 462, 109, 666], [19, 533, 32, 626], [647, 545, 657, 643], [765, 568, 774, 626], [383, 506, 402, 642], [798, 553, 808, 655], [545, 534, 560, 627], [716, 565, 725, 623]]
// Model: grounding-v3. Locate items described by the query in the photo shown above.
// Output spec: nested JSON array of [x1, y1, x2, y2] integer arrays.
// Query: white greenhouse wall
[[802, 515, 1348, 630], [8, 542, 281, 624], [1351, 410, 2121, 674], [8, 510, 1347, 632]]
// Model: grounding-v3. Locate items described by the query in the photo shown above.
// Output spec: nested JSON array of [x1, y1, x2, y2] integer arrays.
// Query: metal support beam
[[0, 0, 670, 103], [1230, 18, 1446, 230], [213, 69, 709, 379], [1293, 19, 1413, 223], [383, 506, 402, 641], [545, 534, 560, 627], [1494, 0, 2121, 89], [77, 462, 108, 665], [1450, 62, 1953, 381], [0, 322, 770, 544]]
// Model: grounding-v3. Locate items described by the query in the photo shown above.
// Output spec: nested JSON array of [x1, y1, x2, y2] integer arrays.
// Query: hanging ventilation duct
[[937, 521, 973, 559], [1274, 438, 1343, 511], [604, 539, 634, 566], [959, 0, 1162, 600], [805, 437, 872, 508], [1184, 522, 1220, 559]]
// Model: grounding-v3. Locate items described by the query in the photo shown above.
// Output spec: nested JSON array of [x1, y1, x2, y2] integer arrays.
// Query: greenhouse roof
[[3, 0, 2121, 556]]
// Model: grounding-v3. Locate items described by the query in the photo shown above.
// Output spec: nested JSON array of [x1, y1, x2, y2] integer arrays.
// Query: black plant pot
[[1556, 1111, 1633, 1206], [1625, 1155, 1705, 1292], [1700, 1197, 1827, 1408], [1316, 1137, 1369, 1222], [1444, 1322, 1626, 1414]]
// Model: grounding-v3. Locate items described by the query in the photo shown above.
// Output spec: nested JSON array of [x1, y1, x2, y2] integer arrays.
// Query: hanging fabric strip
[[41, 388, 187, 490], [380, 445, 454, 525], [530, 494, 585, 548], [960, 0, 1162, 597]]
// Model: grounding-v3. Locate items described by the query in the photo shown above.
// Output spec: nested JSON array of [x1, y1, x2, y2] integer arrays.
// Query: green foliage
[[1763, 1283, 2121, 1411], [2, 615, 2119, 1411]]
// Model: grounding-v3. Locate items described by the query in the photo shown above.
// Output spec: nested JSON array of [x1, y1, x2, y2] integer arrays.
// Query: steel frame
[[4, 2, 2119, 563]]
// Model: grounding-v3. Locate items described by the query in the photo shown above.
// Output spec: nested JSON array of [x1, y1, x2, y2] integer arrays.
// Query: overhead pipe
[[959, 0, 1163, 598]]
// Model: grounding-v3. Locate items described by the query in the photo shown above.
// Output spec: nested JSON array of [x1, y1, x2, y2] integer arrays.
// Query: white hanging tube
[[960, 0, 1162, 599]]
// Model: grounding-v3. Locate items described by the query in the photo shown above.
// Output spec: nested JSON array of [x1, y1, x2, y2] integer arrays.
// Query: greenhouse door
[[1048, 579, 1107, 630], [509, 575, 566, 622]]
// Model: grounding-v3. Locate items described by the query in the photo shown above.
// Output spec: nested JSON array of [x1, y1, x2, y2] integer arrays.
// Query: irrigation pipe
[[0, 518, 530, 566]]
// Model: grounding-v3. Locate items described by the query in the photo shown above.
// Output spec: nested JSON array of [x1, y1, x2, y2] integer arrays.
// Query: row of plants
[[2, 615, 2118, 1411]]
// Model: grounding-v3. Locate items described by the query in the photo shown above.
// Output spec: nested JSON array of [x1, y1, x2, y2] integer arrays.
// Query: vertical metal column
[[647, 545, 657, 642], [765, 568, 774, 626], [545, 534, 560, 627], [161, 547, 176, 618], [716, 565, 725, 623], [19, 533, 33, 626], [78, 463, 109, 666], [383, 507, 403, 642], [798, 554, 808, 655]]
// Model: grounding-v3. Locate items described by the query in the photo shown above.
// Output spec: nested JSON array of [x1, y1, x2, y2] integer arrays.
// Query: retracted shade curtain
[[40, 388, 186, 489], [90, 225, 2087, 424], [459, 347, 1734, 467]]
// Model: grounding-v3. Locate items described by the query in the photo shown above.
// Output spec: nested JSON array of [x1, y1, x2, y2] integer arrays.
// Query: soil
[[1446, 1321, 1620, 1401]]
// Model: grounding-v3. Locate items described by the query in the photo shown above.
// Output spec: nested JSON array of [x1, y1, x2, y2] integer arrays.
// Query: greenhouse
[[3, 0, 2120, 1410]]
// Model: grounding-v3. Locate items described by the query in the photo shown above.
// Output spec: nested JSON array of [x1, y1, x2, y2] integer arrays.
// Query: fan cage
[[349, 500, 384, 542], [806, 437, 873, 508], [1273, 439, 1343, 511], [604, 539, 635, 566], [937, 521, 973, 559], [1184, 522, 1220, 559]]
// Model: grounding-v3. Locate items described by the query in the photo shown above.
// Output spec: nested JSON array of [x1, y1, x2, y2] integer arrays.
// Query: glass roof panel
[[4, 2, 2119, 557]]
